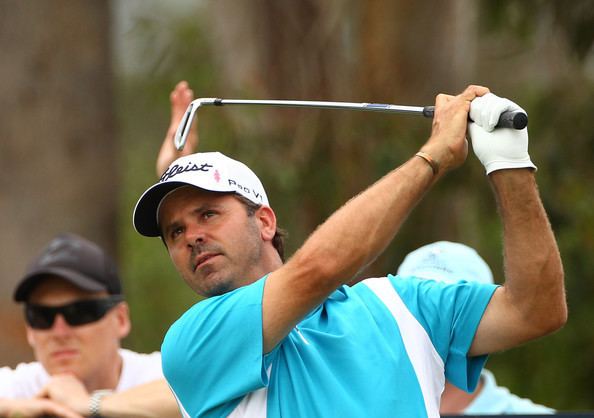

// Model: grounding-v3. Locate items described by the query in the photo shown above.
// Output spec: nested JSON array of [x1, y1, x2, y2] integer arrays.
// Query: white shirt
[[465, 369, 555, 414], [0, 349, 163, 398]]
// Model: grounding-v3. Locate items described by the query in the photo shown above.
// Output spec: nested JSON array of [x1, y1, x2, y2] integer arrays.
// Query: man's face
[[158, 187, 270, 297], [25, 277, 130, 385]]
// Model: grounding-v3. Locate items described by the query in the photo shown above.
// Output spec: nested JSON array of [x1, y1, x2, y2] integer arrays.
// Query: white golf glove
[[468, 93, 537, 175]]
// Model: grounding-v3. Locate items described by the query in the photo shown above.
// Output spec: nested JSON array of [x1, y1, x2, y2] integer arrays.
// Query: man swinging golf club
[[135, 84, 566, 417]]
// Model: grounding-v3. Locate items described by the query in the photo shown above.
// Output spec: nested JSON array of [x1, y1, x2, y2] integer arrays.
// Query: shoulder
[[361, 274, 498, 306], [164, 277, 267, 348], [354, 275, 497, 349], [0, 362, 48, 398], [116, 349, 164, 391], [119, 348, 161, 364]]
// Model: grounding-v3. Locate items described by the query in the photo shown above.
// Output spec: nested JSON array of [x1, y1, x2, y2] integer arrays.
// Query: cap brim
[[14, 267, 108, 302], [133, 181, 190, 237]]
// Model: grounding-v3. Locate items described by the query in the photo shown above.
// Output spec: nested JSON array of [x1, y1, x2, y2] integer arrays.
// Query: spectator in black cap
[[0, 233, 179, 418]]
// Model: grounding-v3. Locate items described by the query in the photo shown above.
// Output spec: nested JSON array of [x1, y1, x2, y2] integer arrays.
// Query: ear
[[114, 302, 132, 339], [26, 326, 36, 347], [255, 206, 277, 242]]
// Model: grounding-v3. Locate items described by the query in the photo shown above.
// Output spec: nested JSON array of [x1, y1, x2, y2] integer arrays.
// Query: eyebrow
[[161, 202, 226, 238]]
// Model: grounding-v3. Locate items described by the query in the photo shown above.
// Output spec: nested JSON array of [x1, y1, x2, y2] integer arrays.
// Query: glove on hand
[[468, 93, 537, 175]]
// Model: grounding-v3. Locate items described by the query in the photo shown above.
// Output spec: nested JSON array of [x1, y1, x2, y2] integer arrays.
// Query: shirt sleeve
[[466, 370, 555, 414], [390, 275, 497, 392], [161, 276, 268, 417], [0, 367, 17, 397], [0, 363, 47, 398], [116, 350, 165, 391]]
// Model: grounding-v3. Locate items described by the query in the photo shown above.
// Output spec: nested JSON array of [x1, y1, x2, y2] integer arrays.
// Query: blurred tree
[[0, 1, 116, 366]]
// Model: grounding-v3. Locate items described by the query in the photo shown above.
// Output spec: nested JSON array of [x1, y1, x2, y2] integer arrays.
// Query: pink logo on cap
[[214, 169, 221, 183]]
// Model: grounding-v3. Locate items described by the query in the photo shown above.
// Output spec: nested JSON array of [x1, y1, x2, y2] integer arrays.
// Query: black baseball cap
[[13, 233, 122, 302]]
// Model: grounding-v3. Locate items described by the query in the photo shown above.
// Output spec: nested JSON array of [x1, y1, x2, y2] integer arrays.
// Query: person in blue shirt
[[134, 84, 566, 417], [397, 241, 555, 415]]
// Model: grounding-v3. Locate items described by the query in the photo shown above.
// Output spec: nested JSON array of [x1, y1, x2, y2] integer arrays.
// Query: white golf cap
[[397, 241, 494, 285], [133, 152, 269, 237]]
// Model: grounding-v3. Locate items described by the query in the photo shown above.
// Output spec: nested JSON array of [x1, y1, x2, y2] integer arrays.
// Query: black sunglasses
[[24, 295, 124, 330]]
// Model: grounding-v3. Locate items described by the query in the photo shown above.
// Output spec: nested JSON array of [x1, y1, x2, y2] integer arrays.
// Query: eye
[[201, 210, 217, 220], [170, 226, 184, 240]]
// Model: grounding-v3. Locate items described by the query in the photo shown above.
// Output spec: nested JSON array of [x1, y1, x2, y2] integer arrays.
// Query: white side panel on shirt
[[228, 366, 271, 417], [363, 277, 445, 418], [170, 384, 192, 418]]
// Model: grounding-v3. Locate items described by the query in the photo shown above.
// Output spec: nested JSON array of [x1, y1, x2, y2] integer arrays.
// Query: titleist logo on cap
[[160, 162, 214, 182], [159, 158, 266, 204]]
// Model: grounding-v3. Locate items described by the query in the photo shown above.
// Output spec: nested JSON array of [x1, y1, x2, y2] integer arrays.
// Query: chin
[[194, 275, 237, 297], [48, 363, 77, 376]]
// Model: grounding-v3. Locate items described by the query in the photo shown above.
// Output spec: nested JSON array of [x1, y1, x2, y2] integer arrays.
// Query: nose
[[50, 314, 74, 336], [185, 223, 206, 246]]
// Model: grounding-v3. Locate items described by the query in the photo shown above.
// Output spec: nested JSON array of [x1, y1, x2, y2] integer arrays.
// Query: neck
[[85, 351, 123, 392], [254, 245, 284, 280], [439, 378, 484, 414]]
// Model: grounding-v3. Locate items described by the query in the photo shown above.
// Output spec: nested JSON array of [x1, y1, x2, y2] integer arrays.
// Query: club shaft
[[174, 98, 527, 150], [211, 98, 426, 115]]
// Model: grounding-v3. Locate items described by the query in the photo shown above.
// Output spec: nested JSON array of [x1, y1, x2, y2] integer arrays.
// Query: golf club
[[174, 98, 528, 150]]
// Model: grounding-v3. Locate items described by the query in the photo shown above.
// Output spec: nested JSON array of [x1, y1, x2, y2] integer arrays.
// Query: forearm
[[491, 169, 566, 331], [0, 399, 8, 417], [90, 380, 179, 418], [0, 397, 83, 418]]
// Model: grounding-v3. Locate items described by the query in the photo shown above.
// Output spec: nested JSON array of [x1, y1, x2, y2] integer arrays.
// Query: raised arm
[[156, 81, 199, 177], [471, 170, 566, 355], [262, 85, 490, 353], [465, 93, 566, 355]]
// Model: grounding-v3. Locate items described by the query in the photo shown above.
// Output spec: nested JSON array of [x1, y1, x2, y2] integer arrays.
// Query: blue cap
[[397, 241, 494, 285]]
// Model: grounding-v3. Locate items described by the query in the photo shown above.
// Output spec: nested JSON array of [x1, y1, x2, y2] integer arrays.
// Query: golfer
[[133, 85, 566, 417]]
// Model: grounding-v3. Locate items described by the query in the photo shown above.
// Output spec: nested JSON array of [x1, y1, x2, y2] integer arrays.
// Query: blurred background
[[1, 0, 593, 411]]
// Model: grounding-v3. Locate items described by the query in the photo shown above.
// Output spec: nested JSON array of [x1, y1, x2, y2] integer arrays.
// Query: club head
[[174, 98, 220, 150], [174, 101, 198, 150]]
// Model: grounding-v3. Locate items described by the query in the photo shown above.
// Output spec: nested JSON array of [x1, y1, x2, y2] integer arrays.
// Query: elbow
[[512, 278, 567, 339], [531, 261, 567, 336], [537, 308, 567, 337], [544, 271, 568, 334], [521, 301, 567, 342], [534, 289, 568, 337], [546, 299, 568, 334]]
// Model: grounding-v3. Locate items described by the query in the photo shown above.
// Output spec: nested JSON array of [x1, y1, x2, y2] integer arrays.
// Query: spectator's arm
[[97, 379, 180, 418], [38, 375, 179, 418], [0, 397, 83, 418]]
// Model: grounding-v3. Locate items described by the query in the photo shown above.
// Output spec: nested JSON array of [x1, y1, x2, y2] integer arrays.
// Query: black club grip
[[422, 106, 528, 130]]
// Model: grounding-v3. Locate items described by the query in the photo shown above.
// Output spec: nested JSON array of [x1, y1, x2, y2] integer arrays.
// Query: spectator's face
[[25, 277, 130, 386], [159, 186, 270, 297]]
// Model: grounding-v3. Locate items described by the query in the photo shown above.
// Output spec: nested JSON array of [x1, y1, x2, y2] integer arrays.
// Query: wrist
[[414, 151, 439, 176], [484, 159, 537, 175], [88, 389, 113, 417], [419, 140, 456, 174]]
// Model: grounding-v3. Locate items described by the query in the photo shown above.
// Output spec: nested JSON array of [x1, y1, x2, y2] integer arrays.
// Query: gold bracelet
[[415, 151, 439, 176]]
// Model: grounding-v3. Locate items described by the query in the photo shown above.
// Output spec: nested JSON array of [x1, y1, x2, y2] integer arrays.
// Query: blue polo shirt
[[162, 275, 496, 418]]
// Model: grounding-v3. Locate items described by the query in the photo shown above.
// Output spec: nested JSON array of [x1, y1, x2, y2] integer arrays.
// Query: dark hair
[[235, 195, 287, 262]]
